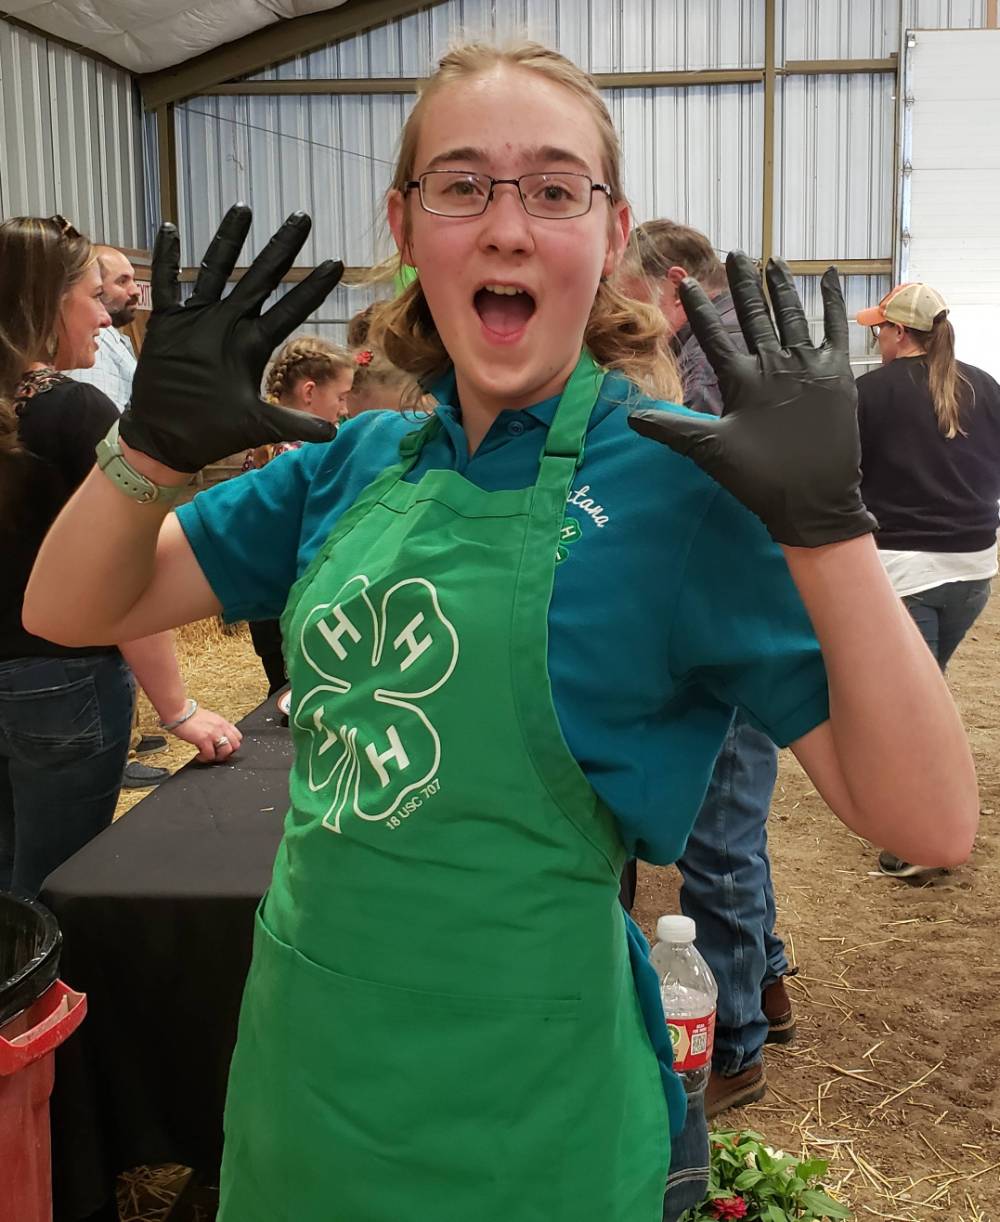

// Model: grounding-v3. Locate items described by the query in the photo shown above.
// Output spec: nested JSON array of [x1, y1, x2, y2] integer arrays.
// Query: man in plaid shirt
[[68, 246, 140, 411]]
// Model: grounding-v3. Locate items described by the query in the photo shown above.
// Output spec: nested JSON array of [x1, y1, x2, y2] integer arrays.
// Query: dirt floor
[[634, 583, 1000, 1221], [119, 586, 999, 1221]]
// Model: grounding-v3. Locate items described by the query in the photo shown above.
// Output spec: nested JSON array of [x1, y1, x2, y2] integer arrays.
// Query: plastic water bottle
[[650, 914, 718, 1094]]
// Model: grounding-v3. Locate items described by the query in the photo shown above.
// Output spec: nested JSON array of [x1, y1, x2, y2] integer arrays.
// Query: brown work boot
[[762, 976, 796, 1045], [705, 1061, 767, 1118]]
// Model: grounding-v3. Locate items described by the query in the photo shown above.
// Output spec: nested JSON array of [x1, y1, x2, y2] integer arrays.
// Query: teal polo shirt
[[176, 369, 829, 1134]]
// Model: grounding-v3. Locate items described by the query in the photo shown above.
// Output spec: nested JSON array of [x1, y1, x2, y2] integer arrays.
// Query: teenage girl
[[27, 42, 977, 1222]]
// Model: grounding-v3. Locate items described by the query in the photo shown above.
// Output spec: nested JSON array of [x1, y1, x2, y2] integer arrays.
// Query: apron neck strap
[[398, 350, 604, 470], [397, 414, 441, 467], [543, 350, 605, 464]]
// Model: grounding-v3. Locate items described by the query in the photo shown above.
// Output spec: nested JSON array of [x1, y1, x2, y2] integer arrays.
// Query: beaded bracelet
[[159, 697, 199, 731]]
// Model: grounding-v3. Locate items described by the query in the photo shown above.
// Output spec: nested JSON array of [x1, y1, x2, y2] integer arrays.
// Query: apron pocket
[[222, 908, 580, 1222]]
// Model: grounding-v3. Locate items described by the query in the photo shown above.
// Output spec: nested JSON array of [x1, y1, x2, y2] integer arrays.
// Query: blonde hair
[[366, 41, 681, 404], [352, 347, 419, 399], [904, 316, 972, 439], [346, 305, 420, 402], [264, 336, 354, 405]]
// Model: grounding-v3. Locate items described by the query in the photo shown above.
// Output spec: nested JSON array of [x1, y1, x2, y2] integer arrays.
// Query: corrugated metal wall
[[0, 18, 147, 247], [775, 73, 896, 261], [775, 0, 986, 262], [782, 0, 985, 59], [173, 0, 766, 265], [162, 0, 988, 350]]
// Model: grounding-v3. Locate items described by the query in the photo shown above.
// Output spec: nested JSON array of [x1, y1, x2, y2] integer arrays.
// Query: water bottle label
[[666, 1011, 715, 1072]]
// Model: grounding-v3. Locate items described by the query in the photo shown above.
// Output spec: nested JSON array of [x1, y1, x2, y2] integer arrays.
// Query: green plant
[[680, 1129, 852, 1221]]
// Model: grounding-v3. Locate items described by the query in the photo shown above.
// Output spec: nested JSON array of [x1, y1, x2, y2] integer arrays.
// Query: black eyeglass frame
[[403, 171, 613, 219]]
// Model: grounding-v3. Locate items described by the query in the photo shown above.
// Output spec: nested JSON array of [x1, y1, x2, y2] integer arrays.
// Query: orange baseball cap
[[856, 283, 948, 331]]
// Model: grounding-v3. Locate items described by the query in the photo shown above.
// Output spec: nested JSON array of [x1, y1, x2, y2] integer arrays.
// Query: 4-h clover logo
[[556, 516, 582, 564], [292, 574, 459, 834]]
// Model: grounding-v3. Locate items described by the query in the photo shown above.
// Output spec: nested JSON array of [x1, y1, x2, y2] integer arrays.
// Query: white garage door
[[899, 27, 1000, 379]]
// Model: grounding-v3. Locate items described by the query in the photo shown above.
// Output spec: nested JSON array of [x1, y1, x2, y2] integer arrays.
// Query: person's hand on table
[[119, 203, 345, 478], [169, 706, 244, 764], [628, 253, 877, 549]]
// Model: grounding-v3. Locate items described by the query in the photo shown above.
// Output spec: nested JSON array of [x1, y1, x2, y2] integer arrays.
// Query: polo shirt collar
[[420, 366, 636, 471], [428, 367, 594, 433]]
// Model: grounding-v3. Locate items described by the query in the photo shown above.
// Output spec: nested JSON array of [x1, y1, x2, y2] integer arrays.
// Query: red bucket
[[0, 981, 87, 1222], [0, 892, 87, 1222]]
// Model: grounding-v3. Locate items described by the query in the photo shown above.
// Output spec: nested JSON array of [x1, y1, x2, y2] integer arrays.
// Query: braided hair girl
[[244, 336, 355, 470]]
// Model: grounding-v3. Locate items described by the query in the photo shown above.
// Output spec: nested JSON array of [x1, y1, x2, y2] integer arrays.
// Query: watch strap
[[96, 420, 185, 505]]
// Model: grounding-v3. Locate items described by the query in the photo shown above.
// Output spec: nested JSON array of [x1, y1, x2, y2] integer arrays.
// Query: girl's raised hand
[[628, 253, 877, 548], [120, 205, 344, 473]]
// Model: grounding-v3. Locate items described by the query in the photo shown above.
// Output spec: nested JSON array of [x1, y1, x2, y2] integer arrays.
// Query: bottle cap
[[656, 914, 696, 944]]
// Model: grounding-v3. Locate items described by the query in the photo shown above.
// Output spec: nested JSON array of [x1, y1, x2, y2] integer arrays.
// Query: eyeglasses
[[869, 324, 883, 338], [403, 171, 613, 220], [48, 214, 82, 241]]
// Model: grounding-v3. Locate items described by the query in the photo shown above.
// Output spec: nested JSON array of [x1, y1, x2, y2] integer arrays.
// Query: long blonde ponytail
[[915, 316, 972, 439]]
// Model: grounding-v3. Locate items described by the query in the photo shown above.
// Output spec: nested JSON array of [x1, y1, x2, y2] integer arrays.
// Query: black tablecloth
[[41, 697, 293, 1222]]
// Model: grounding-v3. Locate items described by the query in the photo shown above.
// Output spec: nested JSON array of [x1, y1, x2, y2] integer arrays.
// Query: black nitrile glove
[[629, 253, 877, 548], [120, 204, 345, 473]]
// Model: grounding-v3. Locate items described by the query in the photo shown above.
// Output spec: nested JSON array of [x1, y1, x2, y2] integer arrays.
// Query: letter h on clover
[[292, 575, 459, 833]]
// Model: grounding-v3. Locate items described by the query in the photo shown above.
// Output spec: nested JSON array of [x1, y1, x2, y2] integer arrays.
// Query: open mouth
[[473, 284, 536, 339]]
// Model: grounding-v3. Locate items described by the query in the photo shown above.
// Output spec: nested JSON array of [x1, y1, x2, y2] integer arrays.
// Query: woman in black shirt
[[856, 282, 1000, 876], [0, 216, 241, 896]]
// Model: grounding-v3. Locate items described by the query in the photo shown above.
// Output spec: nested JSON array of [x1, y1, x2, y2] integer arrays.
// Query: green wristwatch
[[95, 420, 186, 505]]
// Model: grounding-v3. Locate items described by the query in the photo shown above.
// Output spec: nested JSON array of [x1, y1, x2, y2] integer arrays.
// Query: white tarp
[[2, 0, 346, 73]]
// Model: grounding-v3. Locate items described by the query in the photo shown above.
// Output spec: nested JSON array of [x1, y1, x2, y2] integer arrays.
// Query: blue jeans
[[904, 578, 992, 672], [677, 711, 784, 1076], [0, 653, 133, 897], [663, 1085, 709, 1220]]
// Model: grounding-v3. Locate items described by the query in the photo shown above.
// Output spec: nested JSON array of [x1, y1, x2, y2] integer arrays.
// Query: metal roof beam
[[139, 0, 446, 109], [782, 56, 897, 75], [786, 259, 892, 276], [200, 68, 765, 95], [196, 58, 898, 98]]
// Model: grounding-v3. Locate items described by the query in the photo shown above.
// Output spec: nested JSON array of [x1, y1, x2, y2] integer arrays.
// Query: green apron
[[218, 352, 669, 1221]]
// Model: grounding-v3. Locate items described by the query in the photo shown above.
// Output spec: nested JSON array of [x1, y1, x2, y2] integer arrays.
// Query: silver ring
[[214, 735, 230, 747]]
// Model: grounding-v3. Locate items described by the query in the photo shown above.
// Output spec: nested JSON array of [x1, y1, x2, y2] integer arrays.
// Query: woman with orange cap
[[856, 283, 1000, 877]]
